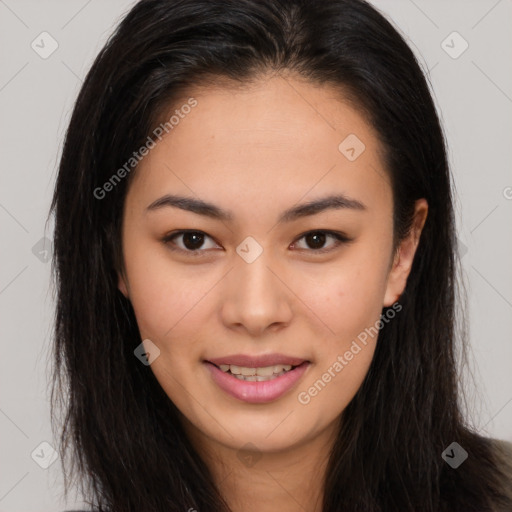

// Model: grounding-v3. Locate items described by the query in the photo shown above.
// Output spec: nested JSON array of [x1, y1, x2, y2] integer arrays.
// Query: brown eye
[[162, 230, 220, 255], [162, 229, 352, 258], [292, 231, 352, 254], [180, 232, 206, 250], [304, 232, 328, 249]]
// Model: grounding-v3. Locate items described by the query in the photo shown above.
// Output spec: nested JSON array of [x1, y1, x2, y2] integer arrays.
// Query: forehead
[[128, 75, 391, 219]]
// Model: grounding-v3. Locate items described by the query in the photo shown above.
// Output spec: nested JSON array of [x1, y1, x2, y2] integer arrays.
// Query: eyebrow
[[145, 193, 367, 223]]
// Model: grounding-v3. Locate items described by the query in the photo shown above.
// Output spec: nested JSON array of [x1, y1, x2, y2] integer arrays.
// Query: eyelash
[[161, 229, 352, 257]]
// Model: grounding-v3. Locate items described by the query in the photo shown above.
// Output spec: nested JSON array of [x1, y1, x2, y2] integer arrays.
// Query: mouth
[[208, 362, 305, 382], [203, 359, 311, 403]]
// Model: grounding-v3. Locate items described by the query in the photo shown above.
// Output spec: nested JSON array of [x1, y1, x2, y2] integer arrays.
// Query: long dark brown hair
[[49, 0, 512, 510]]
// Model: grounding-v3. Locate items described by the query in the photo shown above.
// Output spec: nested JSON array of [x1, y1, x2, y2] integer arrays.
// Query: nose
[[219, 250, 293, 337]]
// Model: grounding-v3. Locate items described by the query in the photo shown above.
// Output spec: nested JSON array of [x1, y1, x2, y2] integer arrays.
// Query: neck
[[182, 416, 339, 512]]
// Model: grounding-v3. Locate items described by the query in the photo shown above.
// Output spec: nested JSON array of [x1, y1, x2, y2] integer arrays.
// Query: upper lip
[[205, 353, 308, 368]]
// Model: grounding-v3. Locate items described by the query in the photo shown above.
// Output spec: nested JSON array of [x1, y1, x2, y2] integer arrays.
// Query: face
[[118, 74, 427, 456]]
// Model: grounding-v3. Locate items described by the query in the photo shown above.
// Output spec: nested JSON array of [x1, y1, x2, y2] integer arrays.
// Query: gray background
[[0, 0, 511, 510]]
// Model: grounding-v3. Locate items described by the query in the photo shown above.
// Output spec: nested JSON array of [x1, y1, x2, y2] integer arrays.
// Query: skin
[[118, 73, 428, 512]]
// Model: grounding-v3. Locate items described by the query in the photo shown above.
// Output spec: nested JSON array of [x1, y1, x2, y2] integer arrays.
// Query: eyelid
[[162, 229, 352, 257], [291, 230, 352, 254], [162, 229, 221, 256]]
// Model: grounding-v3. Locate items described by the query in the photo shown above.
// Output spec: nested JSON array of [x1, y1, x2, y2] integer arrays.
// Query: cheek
[[297, 340, 376, 417], [298, 252, 390, 342], [293, 261, 386, 414], [122, 240, 211, 340]]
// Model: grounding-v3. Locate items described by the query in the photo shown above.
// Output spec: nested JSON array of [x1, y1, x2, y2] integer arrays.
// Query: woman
[[50, 0, 512, 511]]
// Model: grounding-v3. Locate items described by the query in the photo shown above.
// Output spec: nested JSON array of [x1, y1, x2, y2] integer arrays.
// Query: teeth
[[230, 364, 242, 375], [255, 365, 276, 376], [218, 363, 294, 378], [233, 370, 289, 381], [241, 366, 256, 376]]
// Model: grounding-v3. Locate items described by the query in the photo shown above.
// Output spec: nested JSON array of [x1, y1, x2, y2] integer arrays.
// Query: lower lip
[[204, 361, 310, 404]]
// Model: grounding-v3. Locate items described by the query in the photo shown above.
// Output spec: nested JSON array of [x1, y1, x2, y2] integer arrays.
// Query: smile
[[218, 363, 296, 381], [204, 361, 310, 403]]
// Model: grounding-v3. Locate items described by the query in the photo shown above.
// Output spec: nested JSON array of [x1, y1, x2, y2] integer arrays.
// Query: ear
[[118, 270, 130, 299], [383, 198, 428, 307]]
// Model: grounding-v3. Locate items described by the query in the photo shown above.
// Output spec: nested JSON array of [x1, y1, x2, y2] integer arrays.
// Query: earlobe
[[383, 198, 428, 307], [118, 272, 129, 298], [383, 249, 404, 307]]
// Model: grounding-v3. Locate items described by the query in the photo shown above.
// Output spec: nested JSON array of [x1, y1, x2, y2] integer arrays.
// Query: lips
[[206, 353, 308, 368], [204, 360, 311, 403]]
